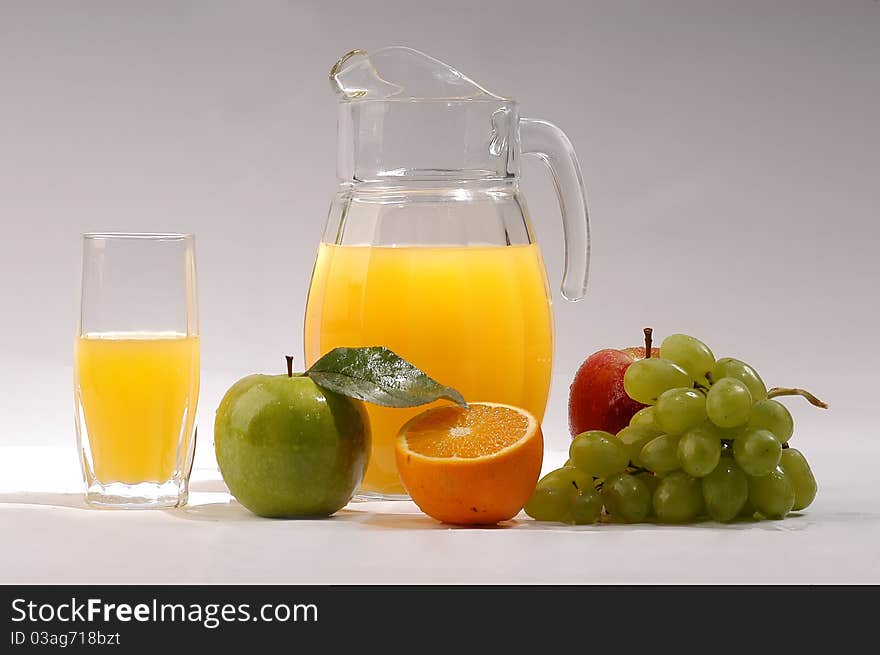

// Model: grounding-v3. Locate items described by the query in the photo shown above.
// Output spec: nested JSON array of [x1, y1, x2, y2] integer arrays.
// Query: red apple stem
[[644, 327, 653, 359], [285, 355, 294, 378], [767, 387, 829, 409]]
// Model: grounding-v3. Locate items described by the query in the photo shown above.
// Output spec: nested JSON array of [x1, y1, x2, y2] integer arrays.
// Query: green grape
[[716, 424, 746, 440], [701, 459, 748, 521], [655, 387, 707, 435], [630, 406, 658, 429], [706, 377, 753, 428], [677, 425, 721, 477], [616, 425, 662, 466], [602, 473, 651, 523], [569, 487, 605, 524], [779, 448, 817, 510], [733, 428, 782, 476], [524, 485, 571, 521], [635, 471, 660, 499], [712, 357, 767, 401], [748, 399, 794, 443], [639, 434, 681, 475], [525, 466, 594, 522], [659, 334, 715, 386], [538, 465, 594, 492], [569, 431, 629, 477], [653, 471, 704, 523], [623, 358, 691, 405], [738, 498, 757, 519], [748, 468, 795, 519]]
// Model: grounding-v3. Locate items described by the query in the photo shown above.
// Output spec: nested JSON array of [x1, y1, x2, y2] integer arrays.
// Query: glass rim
[[82, 232, 193, 241]]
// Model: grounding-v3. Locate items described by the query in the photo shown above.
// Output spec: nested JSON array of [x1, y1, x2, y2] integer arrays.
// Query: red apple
[[569, 329, 659, 437], [620, 345, 661, 361]]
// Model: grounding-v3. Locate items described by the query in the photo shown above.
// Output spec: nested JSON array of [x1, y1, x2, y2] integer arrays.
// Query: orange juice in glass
[[75, 233, 199, 508], [75, 332, 199, 484], [305, 47, 592, 498]]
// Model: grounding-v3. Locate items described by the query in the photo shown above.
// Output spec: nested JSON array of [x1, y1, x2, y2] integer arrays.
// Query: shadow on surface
[[0, 492, 828, 532], [164, 499, 520, 530], [164, 500, 259, 522], [0, 492, 89, 510]]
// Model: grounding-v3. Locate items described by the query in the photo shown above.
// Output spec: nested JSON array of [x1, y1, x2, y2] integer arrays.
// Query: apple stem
[[285, 355, 294, 378], [644, 327, 653, 359], [767, 387, 829, 409]]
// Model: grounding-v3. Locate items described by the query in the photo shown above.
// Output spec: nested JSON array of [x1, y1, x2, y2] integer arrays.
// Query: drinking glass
[[74, 233, 199, 508]]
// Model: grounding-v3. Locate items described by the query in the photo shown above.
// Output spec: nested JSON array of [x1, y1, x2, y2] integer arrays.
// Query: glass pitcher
[[304, 47, 590, 498]]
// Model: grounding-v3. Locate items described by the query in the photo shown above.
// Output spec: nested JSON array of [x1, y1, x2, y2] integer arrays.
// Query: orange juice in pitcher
[[304, 48, 591, 497], [305, 243, 553, 494]]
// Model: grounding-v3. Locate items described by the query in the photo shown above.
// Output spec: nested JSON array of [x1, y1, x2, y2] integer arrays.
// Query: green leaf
[[305, 346, 468, 409]]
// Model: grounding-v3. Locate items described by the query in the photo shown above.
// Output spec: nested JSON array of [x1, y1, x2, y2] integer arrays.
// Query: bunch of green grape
[[525, 333, 825, 525]]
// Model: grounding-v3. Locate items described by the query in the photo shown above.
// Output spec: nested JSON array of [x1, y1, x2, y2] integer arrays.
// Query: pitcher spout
[[330, 49, 402, 100], [329, 46, 506, 102]]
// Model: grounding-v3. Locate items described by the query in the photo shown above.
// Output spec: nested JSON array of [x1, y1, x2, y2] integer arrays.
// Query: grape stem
[[767, 387, 829, 409], [644, 327, 653, 359]]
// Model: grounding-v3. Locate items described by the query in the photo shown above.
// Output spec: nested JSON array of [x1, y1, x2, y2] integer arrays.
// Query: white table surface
[[3, 406, 879, 585], [2, 366, 877, 585]]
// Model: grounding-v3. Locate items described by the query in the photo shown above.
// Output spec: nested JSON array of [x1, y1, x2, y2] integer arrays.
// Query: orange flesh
[[402, 405, 530, 459]]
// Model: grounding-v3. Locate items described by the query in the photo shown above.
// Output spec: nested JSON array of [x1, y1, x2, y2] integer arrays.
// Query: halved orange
[[395, 402, 543, 525]]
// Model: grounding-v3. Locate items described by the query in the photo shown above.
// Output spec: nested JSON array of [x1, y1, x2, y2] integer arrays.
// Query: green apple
[[214, 367, 370, 518]]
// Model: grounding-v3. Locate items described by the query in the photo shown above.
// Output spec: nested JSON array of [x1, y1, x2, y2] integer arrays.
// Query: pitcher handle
[[520, 118, 591, 301]]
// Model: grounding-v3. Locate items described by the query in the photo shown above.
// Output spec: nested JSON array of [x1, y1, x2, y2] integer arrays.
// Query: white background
[[1, 1, 878, 583]]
